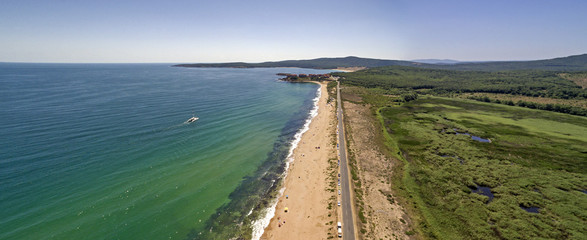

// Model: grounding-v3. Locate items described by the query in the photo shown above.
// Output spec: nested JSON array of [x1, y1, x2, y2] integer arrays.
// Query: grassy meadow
[[380, 96, 586, 239], [340, 84, 586, 239]]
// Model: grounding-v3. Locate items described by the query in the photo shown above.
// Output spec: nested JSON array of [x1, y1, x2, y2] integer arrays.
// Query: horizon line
[[1, 53, 585, 65]]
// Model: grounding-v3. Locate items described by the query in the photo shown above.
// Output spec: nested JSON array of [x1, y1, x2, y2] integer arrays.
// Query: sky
[[1, 0, 587, 63]]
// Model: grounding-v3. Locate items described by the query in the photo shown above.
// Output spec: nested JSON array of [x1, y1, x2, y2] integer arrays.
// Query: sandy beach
[[260, 82, 337, 240], [333, 67, 366, 72]]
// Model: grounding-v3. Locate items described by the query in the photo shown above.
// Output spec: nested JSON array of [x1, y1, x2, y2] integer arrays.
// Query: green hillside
[[422, 54, 587, 71], [174, 56, 417, 69]]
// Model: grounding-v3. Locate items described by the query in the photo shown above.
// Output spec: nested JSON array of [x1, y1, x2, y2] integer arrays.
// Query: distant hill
[[423, 54, 587, 71], [173, 56, 416, 69], [174, 54, 587, 72], [411, 59, 464, 64]]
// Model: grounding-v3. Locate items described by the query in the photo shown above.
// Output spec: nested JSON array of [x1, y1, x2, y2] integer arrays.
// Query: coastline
[[257, 81, 337, 239], [249, 81, 322, 239], [188, 78, 325, 240]]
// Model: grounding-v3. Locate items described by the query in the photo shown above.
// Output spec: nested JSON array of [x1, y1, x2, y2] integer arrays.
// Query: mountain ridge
[[174, 54, 587, 72], [173, 56, 416, 69]]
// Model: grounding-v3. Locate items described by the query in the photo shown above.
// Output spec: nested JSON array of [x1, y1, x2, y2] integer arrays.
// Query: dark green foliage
[[468, 96, 587, 116], [327, 81, 337, 91], [401, 92, 419, 102], [359, 209, 367, 224], [335, 66, 587, 100]]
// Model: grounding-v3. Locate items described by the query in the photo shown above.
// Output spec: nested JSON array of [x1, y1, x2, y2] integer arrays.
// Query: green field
[[376, 96, 586, 239]]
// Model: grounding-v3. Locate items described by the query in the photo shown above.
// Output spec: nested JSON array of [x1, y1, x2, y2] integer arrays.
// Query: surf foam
[[250, 84, 321, 240]]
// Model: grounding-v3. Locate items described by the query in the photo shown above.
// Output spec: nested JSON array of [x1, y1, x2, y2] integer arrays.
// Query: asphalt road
[[337, 81, 356, 240]]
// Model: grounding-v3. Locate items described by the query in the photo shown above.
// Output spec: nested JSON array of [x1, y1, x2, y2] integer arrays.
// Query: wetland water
[[470, 186, 494, 203], [455, 131, 491, 143], [520, 206, 540, 213]]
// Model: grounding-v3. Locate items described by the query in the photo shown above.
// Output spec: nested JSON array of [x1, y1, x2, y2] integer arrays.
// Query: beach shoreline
[[250, 81, 322, 239], [257, 81, 337, 240], [332, 67, 366, 72]]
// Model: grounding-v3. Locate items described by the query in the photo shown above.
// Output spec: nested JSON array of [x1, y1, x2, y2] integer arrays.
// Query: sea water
[[0, 63, 330, 239]]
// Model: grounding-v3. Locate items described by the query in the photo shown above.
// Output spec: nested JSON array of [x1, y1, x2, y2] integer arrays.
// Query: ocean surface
[[0, 63, 331, 239]]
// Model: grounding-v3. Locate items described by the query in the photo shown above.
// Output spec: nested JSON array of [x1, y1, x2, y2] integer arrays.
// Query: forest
[[334, 66, 587, 116], [418, 53, 587, 71]]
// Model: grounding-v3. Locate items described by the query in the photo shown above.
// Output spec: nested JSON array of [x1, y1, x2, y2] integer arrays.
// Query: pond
[[520, 205, 540, 213], [470, 185, 494, 203], [455, 131, 491, 143], [471, 135, 491, 142]]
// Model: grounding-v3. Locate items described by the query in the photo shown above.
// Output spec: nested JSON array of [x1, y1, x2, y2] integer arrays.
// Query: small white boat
[[186, 116, 199, 123]]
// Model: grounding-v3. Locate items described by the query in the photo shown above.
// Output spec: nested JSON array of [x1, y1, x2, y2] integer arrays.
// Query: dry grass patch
[[559, 72, 587, 89], [343, 99, 415, 240]]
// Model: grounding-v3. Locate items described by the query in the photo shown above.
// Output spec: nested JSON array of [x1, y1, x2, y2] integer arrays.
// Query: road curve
[[337, 81, 356, 240]]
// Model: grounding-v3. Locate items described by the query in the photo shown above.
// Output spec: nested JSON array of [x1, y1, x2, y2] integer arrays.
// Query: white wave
[[250, 84, 321, 240]]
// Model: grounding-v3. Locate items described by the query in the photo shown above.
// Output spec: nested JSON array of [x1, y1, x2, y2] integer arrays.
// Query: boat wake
[[185, 115, 199, 124]]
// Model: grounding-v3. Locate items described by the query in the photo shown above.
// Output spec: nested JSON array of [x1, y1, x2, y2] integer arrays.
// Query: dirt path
[[343, 100, 415, 240]]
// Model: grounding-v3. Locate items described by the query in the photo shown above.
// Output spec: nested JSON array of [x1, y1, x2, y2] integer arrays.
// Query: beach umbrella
[[284, 207, 288, 212]]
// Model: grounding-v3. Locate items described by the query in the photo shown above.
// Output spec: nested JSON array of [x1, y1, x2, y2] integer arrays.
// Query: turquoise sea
[[0, 63, 330, 239]]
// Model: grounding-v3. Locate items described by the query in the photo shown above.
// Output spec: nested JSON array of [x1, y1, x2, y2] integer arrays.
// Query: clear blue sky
[[1, 0, 586, 63]]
